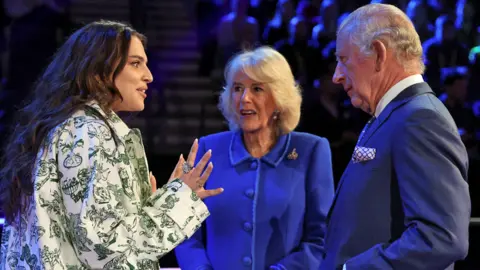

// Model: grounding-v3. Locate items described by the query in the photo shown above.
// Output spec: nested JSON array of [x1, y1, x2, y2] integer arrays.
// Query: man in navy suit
[[321, 3, 471, 270]]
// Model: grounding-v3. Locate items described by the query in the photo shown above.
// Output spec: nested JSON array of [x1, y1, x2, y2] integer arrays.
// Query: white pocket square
[[352, 146, 376, 163]]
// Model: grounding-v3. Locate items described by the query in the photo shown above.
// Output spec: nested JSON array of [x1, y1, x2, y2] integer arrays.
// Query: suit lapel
[[362, 83, 434, 145], [326, 83, 435, 222]]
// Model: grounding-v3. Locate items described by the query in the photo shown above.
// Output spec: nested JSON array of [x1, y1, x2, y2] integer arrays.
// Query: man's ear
[[372, 40, 387, 72]]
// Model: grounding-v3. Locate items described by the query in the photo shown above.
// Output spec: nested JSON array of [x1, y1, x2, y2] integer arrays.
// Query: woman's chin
[[111, 100, 145, 112], [128, 101, 145, 112], [240, 124, 266, 134]]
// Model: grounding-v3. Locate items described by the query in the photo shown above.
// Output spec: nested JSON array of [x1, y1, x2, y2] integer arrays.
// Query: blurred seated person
[[423, 15, 469, 91], [262, 0, 294, 46], [311, 0, 339, 51], [196, 0, 223, 76], [405, 0, 434, 42], [426, 0, 452, 21], [248, 0, 278, 37], [440, 65, 480, 220], [216, 0, 259, 70], [439, 66, 479, 158], [468, 45, 480, 101], [455, 0, 476, 46], [312, 12, 350, 60], [275, 17, 317, 87], [175, 46, 335, 270], [294, 0, 318, 32]]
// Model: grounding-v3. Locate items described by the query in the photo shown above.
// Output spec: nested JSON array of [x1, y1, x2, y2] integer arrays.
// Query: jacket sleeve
[[44, 119, 209, 268], [344, 109, 470, 269], [270, 137, 335, 270], [175, 137, 214, 270]]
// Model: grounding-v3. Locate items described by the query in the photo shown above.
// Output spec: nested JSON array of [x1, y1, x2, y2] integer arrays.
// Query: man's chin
[[351, 99, 371, 114], [351, 98, 363, 108]]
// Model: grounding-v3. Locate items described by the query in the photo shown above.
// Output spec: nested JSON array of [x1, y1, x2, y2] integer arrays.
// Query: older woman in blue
[[175, 46, 335, 270]]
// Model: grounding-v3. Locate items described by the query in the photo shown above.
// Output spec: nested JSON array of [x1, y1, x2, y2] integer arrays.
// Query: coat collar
[[229, 130, 291, 167], [362, 82, 435, 145], [85, 101, 131, 139]]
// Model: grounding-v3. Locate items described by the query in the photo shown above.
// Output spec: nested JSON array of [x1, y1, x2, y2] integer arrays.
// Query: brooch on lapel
[[287, 148, 298, 160]]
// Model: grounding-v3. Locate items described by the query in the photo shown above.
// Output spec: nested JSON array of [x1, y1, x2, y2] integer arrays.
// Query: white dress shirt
[[374, 74, 425, 117]]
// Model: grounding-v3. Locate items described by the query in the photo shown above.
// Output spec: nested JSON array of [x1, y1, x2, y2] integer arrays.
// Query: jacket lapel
[[85, 102, 150, 200], [362, 83, 435, 145], [85, 102, 131, 140]]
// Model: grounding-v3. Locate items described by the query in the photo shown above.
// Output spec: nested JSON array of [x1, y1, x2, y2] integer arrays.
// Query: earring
[[273, 110, 279, 120]]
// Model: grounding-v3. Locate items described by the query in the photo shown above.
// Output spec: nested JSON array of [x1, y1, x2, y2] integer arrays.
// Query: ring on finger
[[182, 162, 194, 174]]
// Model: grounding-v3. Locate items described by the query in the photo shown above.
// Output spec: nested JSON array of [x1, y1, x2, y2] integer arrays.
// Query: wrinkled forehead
[[335, 31, 352, 53]]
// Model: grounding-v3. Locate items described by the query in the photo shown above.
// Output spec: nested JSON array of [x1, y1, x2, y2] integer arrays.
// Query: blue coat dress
[[175, 130, 335, 270]]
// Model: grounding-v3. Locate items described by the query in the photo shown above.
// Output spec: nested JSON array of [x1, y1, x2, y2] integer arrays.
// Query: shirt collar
[[374, 74, 424, 117], [85, 100, 131, 139], [229, 130, 291, 167]]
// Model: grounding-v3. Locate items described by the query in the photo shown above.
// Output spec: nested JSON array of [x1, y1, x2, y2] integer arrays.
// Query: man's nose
[[332, 65, 344, 84]]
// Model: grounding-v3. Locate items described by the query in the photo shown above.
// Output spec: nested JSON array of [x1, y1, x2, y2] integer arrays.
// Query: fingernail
[[208, 149, 212, 154], [220, 188, 224, 192], [180, 154, 184, 159], [209, 162, 213, 166]]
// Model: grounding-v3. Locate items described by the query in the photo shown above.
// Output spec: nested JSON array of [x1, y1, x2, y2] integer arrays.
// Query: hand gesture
[[169, 139, 224, 199]]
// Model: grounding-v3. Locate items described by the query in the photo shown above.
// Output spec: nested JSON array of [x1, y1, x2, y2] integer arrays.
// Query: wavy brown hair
[[0, 20, 146, 223]]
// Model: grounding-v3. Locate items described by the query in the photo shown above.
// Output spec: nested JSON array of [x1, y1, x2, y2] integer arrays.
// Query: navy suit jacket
[[175, 131, 335, 270], [321, 83, 471, 270]]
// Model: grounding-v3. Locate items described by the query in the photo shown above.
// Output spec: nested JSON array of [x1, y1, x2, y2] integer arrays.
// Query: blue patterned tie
[[356, 116, 376, 145], [352, 116, 377, 163]]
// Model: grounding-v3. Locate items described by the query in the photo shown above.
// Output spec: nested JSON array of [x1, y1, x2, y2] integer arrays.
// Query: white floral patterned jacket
[[0, 102, 209, 269]]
